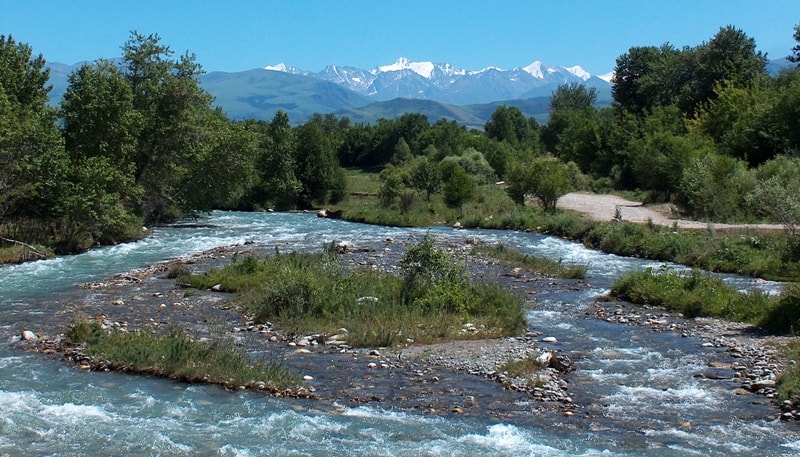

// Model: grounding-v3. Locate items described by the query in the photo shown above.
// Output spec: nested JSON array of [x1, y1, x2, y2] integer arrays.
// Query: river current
[[1, 211, 799, 456]]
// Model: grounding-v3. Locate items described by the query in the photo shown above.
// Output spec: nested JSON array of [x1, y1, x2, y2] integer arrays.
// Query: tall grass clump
[[185, 235, 526, 346], [610, 267, 800, 332], [66, 319, 298, 391]]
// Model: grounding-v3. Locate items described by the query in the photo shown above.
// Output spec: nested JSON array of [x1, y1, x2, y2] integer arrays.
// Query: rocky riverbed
[[592, 299, 799, 420], [9, 235, 796, 423]]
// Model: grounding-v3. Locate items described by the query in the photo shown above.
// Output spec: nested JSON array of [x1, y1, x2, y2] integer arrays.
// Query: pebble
[[542, 337, 558, 343]]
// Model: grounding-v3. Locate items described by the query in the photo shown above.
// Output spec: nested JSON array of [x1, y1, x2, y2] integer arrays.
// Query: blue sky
[[3, 0, 798, 75]]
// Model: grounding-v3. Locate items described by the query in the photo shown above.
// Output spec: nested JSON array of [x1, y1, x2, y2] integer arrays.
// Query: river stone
[[536, 352, 553, 366], [21, 330, 37, 342], [542, 337, 558, 343]]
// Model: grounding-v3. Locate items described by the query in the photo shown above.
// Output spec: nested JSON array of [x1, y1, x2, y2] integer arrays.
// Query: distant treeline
[[1, 24, 799, 253]]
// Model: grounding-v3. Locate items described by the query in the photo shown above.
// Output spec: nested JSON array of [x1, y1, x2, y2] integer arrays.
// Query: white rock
[[211, 284, 222, 291], [536, 351, 553, 366], [542, 337, 558, 343], [21, 330, 37, 342], [303, 375, 314, 381]]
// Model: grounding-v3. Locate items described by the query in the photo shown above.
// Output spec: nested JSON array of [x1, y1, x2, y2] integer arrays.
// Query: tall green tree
[[59, 60, 144, 245], [250, 112, 301, 209], [121, 31, 218, 221], [0, 35, 68, 237], [484, 105, 538, 149], [443, 166, 476, 217], [407, 156, 441, 201], [294, 121, 346, 208]]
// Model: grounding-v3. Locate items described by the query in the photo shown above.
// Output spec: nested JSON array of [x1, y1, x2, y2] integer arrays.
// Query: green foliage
[[484, 105, 539, 150], [612, 267, 800, 336], [507, 158, 573, 213], [378, 164, 405, 207], [777, 341, 800, 405], [442, 166, 476, 216], [407, 156, 441, 201], [747, 156, 800, 238], [610, 267, 772, 323], [677, 153, 756, 222], [67, 319, 298, 391], [791, 22, 800, 64]]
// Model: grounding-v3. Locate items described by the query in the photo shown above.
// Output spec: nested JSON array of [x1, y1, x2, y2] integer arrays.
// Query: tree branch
[[0, 236, 48, 259]]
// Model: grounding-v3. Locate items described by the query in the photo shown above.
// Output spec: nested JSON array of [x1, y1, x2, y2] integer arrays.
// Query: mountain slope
[[199, 69, 371, 121]]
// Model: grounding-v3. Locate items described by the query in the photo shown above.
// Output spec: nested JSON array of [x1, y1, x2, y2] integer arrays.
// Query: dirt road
[[556, 192, 783, 231]]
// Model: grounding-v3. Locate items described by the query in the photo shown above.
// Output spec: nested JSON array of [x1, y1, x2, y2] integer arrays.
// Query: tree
[[443, 166, 476, 217], [294, 121, 346, 207], [747, 156, 800, 238], [407, 156, 441, 201], [790, 22, 800, 65], [378, 164, 405, 207], [612, 45, 681, 115], [252, 111, 301, 209], [677, 153, 755, 222], [121, 31, 219, 221], [0, 35, 69, 236], [549, 82, 597, 113], [682, 26, 768, 115], [59, 60, 144, 245], [391, 137, 412, 164], [484, 105, 538, 149], [507, 158, 573, 213]]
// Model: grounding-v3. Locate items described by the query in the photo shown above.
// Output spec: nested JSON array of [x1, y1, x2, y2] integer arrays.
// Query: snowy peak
[[264, 63, 308, 75], [565, 65, 591, 81], [374, 57, 435, 79], [597, 71, 615, 83], [372, 57, 468, 80], [522, 61, 550, 78], [259, 57, 612, 105]]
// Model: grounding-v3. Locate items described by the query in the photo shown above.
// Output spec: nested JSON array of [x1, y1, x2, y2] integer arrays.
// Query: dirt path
[[557, 192, 783, 231]]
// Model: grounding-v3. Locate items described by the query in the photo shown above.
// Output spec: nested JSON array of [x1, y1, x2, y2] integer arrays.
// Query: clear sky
[[2, 0, 798, 75]]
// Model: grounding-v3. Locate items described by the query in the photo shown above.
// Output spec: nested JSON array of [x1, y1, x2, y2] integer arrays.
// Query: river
[[1, 211, 799, 456]]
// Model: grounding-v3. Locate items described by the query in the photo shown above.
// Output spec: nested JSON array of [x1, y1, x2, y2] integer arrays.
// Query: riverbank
[[10, 235, 796, 422]]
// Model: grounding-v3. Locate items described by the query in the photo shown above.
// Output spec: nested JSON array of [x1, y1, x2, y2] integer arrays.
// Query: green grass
[[0, 242, 53, 265], [610, 267, 800, 333], [471, 243, 588, 279], [777, 341, 800, 405], [65, 320, 299, 392], [184, 238, 526, 347]]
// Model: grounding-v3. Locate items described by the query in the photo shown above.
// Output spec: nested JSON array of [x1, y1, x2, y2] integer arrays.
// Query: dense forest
[[1, 25, 800, 256]]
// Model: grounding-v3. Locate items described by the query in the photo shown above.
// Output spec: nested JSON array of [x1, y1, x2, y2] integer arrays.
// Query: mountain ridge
[[43, 57, 794, 126]]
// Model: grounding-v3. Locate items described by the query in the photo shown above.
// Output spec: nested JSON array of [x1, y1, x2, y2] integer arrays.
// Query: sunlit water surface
[[1, 211, 798, 456]]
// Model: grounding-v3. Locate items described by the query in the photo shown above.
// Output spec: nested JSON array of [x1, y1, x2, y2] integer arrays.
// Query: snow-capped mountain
[[264, 57, 613, 104]]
